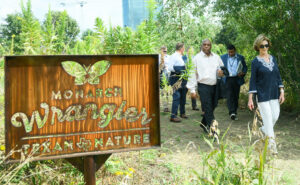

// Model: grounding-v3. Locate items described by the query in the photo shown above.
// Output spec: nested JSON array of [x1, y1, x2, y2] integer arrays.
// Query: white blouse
[[187, 51, 224, 93]]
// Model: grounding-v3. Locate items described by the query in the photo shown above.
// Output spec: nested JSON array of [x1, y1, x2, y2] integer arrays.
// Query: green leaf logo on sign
[[62, 60, 111, 85]]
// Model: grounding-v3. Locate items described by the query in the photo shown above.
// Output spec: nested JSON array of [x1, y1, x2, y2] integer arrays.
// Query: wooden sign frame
[[5, 55, 161, 163]]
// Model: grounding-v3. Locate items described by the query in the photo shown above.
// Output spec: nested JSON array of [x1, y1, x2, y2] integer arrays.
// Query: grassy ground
[[0, 98, 299, 184]]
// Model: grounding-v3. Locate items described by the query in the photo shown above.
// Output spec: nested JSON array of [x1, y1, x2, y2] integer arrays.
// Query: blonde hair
[[253, 34, 272, 51]]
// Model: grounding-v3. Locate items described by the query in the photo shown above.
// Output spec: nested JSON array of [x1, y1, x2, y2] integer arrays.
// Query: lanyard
[[228, 57, 236, 68]]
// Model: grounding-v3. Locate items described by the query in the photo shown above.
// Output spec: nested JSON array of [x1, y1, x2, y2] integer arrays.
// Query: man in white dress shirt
[[168, 43, 188, 122], [187, 39, 224, 132]]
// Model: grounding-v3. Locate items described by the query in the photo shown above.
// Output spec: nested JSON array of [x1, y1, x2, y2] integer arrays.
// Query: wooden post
[[84, 156, 96, 185], [66, 154, 111, 185]]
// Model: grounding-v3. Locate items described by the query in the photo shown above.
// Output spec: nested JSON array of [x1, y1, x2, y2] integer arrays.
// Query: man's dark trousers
[[191, 97, 197, 109], [171, 87, 188, 118], [198, 83, 217, 127], [226, 77, 240, 115]]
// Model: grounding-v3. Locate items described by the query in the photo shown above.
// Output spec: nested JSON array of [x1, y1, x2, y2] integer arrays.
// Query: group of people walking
[[159, 34, 285, 154]]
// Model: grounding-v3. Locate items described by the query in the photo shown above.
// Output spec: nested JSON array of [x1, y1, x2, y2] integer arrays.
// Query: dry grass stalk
[[159, 50, 165, 74], [252, 107, 264, 137], [209, 120, 220, 145], [172, 79, 182, 92], [0, 140, 52, 184]]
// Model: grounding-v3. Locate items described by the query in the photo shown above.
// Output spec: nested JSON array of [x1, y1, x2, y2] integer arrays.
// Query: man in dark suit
[[221, 44, 247, 120]]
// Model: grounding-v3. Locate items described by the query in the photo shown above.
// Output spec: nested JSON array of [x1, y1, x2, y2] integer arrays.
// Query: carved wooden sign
[[5, 55, 160, 162]]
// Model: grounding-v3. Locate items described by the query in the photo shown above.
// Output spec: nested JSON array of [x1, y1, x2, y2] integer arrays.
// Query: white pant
[[257, 99, 280, 138]]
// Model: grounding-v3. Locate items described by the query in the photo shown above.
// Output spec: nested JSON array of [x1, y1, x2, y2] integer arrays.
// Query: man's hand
[[191, 92, 197, 99], [237, 72, 245, 77], [217, 69, 224, 77]]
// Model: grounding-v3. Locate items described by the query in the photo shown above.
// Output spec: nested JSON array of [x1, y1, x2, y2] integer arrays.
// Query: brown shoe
[[164, 108, 170, 112], [170, 117, 181, 122], [180, 114, 188, 119]]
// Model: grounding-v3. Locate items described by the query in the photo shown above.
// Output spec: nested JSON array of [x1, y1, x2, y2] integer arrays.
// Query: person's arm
[[167, 55, 174, 72], [279, 87, 285, 104], [217, 55, 224, 77], [248, 59, 257, 110], [238, 55, 247, 77]]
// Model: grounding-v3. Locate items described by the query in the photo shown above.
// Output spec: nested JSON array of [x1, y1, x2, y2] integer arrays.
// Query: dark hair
[[227, 44, 236, 50], [175, 43, 184, 51]]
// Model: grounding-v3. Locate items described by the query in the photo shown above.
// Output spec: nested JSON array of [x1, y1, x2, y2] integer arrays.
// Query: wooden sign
[[5, 55, 160, 162]]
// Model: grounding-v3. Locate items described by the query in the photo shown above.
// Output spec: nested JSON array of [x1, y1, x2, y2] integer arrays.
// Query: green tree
[[157, 0, 217, 52], [214, 0, 300, 110], [0, 13, 23, 54], [215, 19, 238, 47], [42, 10, 80, 53], [81, 29, 94, 40], [41, 7, 57, 54], [73, 0, 160, 55], [20, 0, 42, 54]]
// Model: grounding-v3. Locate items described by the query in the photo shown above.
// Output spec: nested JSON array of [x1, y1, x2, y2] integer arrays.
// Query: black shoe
[[164, 108, 170, 112], [200, 123, 208, 133], [192, 107, 200, 111], [230, 113, 238, 121]]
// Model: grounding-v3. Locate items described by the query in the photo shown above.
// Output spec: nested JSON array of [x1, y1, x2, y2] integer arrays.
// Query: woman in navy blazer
[[248, 34, 285, 154]]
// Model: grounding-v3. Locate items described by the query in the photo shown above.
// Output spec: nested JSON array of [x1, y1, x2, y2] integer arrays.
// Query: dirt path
[[159, 99, 300, 183], [161, 100, 300, 158]]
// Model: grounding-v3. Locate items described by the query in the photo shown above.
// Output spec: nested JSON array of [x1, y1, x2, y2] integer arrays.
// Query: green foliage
[[20, 0, 42, 54], [181, 50, 194, 81], [215, 19, 238, 47], [41, 7, 57, 54], [55, 11, 67, 53], [81, 29, 94, 40], [70, 0, 159, 55], [0, 159, 83, 184], [0, 13, 23, 54], [0, 1, 83, 55], [42, 10, 80, 52], [194, 136, 274, 184], [0, 43, 5, 56], [214, 0, 300, 111], [157, 0, 219, 53], [161, 73, 169, 88]]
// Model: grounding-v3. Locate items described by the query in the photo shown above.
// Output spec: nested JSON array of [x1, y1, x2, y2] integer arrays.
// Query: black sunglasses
[[163, 51, 167, 53], [260, 44, 269, 49]]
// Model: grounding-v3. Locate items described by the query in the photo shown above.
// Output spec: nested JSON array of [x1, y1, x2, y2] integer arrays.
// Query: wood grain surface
[[5, 55, 160, 161]]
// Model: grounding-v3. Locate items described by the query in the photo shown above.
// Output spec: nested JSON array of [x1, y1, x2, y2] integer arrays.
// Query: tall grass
[[0, 117, 284, 184]]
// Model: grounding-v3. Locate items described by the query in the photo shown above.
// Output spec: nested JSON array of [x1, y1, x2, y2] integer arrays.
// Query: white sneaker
[[268, 138, 278, 155], [272, 144, 278, 155]]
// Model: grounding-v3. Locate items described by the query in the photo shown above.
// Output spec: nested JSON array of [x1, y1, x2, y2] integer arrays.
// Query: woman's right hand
[[248, 98, 255, 111]]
